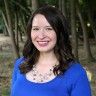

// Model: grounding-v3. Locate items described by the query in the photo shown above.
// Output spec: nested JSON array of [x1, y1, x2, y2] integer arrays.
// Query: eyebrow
[[32, 26, 52, 27], [32, 26, 38, 27]]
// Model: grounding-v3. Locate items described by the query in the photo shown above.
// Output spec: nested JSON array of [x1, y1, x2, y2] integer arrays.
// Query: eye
[[46, 27, 53, 31], [32, 28, 39, 31]]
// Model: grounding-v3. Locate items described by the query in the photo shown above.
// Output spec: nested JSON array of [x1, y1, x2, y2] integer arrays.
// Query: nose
[[38, 29, 46, 39]]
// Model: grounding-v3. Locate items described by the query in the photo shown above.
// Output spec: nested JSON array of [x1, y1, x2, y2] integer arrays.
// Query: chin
[[38, 49, 51, 53], [37, 48, 54, 53]]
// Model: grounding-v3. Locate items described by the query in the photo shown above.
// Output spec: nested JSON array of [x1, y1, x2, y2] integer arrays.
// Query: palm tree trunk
[[0, 77, 1, 96], [4, 0, 20, 58], [14, 13, 19, 52], [70, 0, 78, 60], [31, 0, 38, 12], [62, 0, 66, 17], [3, 26, 9, 36], [59, 0, 62, 11], [76, 3, 94, 61]]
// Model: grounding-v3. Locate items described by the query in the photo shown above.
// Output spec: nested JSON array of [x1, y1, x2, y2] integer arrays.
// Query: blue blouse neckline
[[23, 73, 61, 85]]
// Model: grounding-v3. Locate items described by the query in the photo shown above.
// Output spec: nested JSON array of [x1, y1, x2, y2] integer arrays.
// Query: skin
[[31, 14, 57, 54]]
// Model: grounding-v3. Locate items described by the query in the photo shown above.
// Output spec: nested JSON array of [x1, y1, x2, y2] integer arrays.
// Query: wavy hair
[[19, 5, 75, 75]]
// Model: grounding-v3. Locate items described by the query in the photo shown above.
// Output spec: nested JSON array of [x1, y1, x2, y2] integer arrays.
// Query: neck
[[37, 51, 58, 66]]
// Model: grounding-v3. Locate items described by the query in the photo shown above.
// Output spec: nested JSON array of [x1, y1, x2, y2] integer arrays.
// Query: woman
[[10, 5, 91, 96]]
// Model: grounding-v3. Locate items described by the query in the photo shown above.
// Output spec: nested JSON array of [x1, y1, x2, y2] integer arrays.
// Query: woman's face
[[31, 14, 57, 53]]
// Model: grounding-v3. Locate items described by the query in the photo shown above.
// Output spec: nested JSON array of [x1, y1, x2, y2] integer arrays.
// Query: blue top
[[10, 57, 91, 96]]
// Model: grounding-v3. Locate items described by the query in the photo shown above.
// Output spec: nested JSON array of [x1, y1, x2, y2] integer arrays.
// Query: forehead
[[32, 14, 50, 26]]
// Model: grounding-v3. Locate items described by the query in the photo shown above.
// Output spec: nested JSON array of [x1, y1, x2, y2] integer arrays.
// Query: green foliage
[[38, 0, 58, 6], [2, 88, 10, 96], [0, 0, 4, 10], [10, 0, 31, 14], [0, 11, 4, 33], [87, 0, 96, 10], [79, 0, 83, 4]]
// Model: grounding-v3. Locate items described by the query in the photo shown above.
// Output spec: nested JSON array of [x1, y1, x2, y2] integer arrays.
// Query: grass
[[0, 51, 14, 96], [2, 88, 10, 96]]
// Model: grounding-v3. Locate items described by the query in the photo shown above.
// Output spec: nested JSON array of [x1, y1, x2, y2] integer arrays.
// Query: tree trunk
[[59, 0, 62, 11], [19, 30, 23, 42], [20, 14, 27, 36], [76, 3, 94, 61], [3, 26, 9, 36], [0, 79, 1, 96], [4, 0, 20, 59], [14, 13, 19, 52], [70, 0, 78, 60], [31, 0, 38, 12], [62, 0, 66, 17]]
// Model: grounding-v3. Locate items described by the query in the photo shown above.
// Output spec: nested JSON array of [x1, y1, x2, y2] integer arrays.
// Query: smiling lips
[[37, 41, 49, 47]]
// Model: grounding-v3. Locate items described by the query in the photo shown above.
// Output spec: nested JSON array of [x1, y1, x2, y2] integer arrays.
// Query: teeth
[[38, 41, 48, 44], [37, 41, 48, 42], [38, 41, 49, 42], [37, 41, 49, 46]]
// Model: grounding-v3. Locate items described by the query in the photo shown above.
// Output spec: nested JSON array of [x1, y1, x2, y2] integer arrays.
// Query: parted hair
[[19, 5, 75, 75]]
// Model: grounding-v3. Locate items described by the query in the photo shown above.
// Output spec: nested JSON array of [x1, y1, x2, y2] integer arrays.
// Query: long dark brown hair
[[19, 5, 75, 75]]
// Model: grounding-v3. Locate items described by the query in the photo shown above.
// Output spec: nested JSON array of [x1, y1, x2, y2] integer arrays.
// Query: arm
[[71, 72, 92, 96], [10, 59, 19, 91], [10, 57, 24, 95], [11, 57, 24, 87]]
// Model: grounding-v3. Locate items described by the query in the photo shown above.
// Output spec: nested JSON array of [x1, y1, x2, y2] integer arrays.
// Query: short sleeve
[[71, 71, 92, 96]]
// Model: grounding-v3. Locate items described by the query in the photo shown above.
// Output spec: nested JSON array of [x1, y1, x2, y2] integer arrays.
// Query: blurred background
[[0, 0, 96, 96]]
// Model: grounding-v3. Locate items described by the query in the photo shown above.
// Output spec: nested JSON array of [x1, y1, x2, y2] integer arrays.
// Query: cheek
[[31, 32, 36, 41], [51, 33, 57, 43]]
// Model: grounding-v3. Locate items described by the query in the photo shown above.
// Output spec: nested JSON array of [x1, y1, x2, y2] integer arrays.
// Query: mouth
[[37, 41, 49, 47]]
